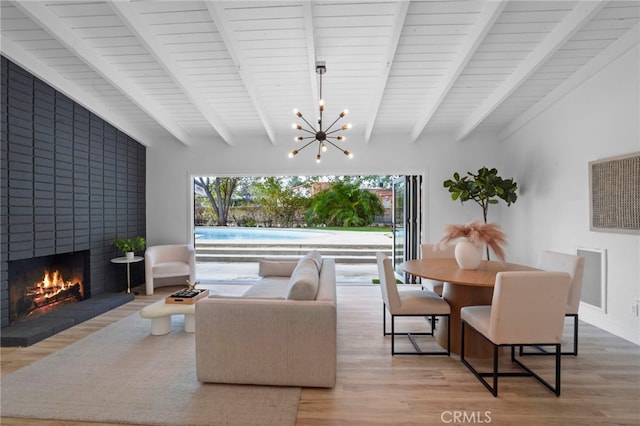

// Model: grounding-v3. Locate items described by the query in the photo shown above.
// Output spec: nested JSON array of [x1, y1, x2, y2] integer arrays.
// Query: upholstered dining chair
[[144, 244, 196, 295], [520, 251, 585, 356], [460, 271, 571, 397], [376, 252, 451, 356], [420, 243, 456, 296]]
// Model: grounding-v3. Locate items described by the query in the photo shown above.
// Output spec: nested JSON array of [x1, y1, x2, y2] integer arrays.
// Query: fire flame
[[30, 270, 84, 302]]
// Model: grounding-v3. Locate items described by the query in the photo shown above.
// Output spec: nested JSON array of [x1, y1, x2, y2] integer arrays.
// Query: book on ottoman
[[165, 289, 209, 304]]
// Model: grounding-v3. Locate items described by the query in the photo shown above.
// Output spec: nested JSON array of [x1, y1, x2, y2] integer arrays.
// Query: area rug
[[1, 312, 301, 425]]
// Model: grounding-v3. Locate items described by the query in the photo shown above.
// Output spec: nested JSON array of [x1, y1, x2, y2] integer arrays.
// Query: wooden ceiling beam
[[1, 35, 154, 146], [364, 1, 410, 144], [12, 0, 195, 147], [205, 2, 277, 145], [454, 1, 606, 142], [302, 1, 319, 104], [500, 22, 640, 141], [410, 1, 507, 143], [108, 1, 234, 146]]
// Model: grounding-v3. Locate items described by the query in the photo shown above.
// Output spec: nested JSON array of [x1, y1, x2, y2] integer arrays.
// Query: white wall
[[500, 44, 640, 344], [146, 44, 639, 344], [146, 130, 500, 246]]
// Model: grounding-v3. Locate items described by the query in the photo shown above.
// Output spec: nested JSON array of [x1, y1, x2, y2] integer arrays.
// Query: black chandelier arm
[[325, 128, 346, 136], [298, 127, 317, 136], [323, 115, 344, 134], [298, 114, 317, 130], [296, 138, 319, 153], [324, 139, 346, 151]]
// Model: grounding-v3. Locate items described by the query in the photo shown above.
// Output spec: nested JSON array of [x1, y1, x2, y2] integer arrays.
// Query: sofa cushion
[[242, 277, 290, 298], [303, 250, 323, 270], [287, 257, 319, 300]]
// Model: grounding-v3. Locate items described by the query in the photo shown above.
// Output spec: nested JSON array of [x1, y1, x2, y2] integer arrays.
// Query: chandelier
[[289, 62, 353, 162]]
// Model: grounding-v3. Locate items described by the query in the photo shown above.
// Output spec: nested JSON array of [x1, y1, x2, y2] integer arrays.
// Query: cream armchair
[[144, 244, 196, 295]]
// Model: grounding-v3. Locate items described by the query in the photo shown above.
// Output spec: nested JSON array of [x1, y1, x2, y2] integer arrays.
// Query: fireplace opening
[[8, 251, 89, 324]]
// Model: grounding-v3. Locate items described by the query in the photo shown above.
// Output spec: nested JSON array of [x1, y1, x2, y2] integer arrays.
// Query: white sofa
[[144, 244, 196, 296], [195, 251, 337, 388]]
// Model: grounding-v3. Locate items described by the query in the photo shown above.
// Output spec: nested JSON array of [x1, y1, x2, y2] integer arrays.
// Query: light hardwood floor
[[2, 284, 639, 425]]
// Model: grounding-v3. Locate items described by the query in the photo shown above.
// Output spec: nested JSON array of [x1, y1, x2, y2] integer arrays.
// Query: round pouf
[[455, 240, 483, 270]]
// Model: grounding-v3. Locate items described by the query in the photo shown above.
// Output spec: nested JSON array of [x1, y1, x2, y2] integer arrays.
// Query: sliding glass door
[[392, 176, 423, 282]]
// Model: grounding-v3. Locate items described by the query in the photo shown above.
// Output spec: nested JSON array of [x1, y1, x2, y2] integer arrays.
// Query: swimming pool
[[194, 227, 329, 241]]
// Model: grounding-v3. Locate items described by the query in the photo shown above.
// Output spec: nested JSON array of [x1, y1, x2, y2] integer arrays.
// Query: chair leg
[[383, 303, 387, 336], [512, 344, 562, 396], [446, 314, 451, 355], [391, 315, 395, 355], [389, 314, 450, 356], [462, 322, 562, 397], [569, 314, 578, 356], [460, 320, 499, 397]]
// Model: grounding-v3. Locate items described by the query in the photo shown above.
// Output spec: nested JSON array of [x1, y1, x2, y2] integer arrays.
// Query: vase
[[125, 251, 134, 261], [454, 240, 483, 270]]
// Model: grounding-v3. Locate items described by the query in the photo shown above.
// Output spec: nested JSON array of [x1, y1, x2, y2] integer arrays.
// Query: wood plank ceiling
[[1, 1, 638, 149]]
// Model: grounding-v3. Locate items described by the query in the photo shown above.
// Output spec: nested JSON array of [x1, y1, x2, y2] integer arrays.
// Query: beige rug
[[1, 312, 300, 425]]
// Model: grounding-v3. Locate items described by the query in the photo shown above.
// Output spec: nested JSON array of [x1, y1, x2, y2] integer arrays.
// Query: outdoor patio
[[194, 228, 393, 285], [197, 261, 380, 285]]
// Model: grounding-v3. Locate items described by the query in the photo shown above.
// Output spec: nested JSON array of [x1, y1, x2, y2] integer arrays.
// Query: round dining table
[[401, 258, 539, 358]]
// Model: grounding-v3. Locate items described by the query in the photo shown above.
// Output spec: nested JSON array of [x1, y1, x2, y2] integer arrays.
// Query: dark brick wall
[[1, 56, 146, 328]]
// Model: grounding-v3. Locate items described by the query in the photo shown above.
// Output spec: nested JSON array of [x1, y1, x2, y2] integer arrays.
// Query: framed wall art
[[589, 152, 640, 234]]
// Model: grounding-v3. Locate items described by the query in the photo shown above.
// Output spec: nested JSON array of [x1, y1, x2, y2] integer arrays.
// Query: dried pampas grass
[[437, 221, 507, 262]]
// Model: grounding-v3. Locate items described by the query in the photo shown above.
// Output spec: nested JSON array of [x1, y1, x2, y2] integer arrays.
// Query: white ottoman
[[139, 300, 196, 335]]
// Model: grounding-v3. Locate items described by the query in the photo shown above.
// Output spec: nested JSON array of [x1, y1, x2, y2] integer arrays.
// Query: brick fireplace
[[1, 56, 145, 346]]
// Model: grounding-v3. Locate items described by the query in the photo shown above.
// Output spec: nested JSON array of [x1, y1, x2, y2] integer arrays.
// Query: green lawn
[[310, 226, 392, 233]]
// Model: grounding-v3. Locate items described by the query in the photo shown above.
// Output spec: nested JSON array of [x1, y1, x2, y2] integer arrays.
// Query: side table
[[111, 256, 144, 294]]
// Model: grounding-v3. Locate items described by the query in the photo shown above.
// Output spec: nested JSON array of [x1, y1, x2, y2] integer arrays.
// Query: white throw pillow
[[287, 257, 319, 300]]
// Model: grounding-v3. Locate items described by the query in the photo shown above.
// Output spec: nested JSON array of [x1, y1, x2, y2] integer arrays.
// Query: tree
[[443, 167, 518, 259], [307, 181, 384, 227], [443, 167, 518, 224], [194, 177, 242, 226], [251, 177, 309, 227]]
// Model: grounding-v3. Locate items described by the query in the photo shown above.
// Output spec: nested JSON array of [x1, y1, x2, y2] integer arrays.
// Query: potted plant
[[132, 236, 146, 253], [437, 221, 507, 269], [114, 236, 146, 260], [443, 167, 517, 259]]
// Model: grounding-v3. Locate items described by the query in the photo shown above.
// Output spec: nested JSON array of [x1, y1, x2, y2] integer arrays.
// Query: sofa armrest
[[195, 298, 336, 388]]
